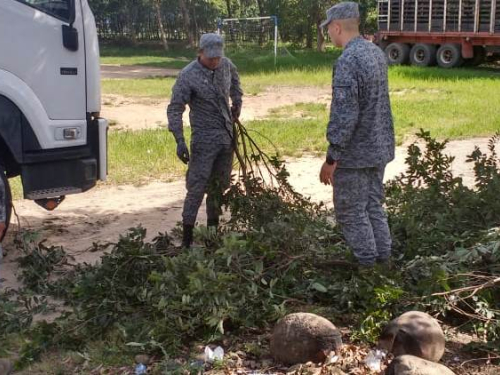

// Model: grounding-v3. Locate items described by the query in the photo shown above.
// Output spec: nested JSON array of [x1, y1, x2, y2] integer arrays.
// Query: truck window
[[15, 0, 71, 22]]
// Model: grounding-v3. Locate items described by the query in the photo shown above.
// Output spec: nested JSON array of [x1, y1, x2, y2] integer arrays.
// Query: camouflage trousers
[[333, 166, 392, 265], [183, 142, 233, 226]]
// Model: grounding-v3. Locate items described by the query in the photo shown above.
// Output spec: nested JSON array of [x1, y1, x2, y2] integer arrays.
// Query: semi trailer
[[375, 0, 500, 67], [0, 0, 107, 242]]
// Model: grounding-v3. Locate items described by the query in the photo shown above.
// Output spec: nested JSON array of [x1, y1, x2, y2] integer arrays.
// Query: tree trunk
[[225, 0, 233, 18], [179, 0, 195, 48], [256, 0, 265, 16], [256, 0, 265, 46], [192, 2, 199, 45], [306, 25, 313, 48], [126, 13, 137, 45], [154, 0, 168, 51], [316, 19, 326, 52]]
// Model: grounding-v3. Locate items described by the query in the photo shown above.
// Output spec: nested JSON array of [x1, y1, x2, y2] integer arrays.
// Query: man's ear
[[333, 23, 340, 36]]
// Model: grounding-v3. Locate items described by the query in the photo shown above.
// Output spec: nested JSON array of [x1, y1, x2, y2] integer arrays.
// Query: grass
[[102, 68, 331, 98], [100, 45, 195, 70], [101, 45, 339, 97], [107, 129, 185, 185], [389, 66, 500, 139], [100, 45, 340, 74], [104, 65, 500, 140], [102, 77, 176, 99]]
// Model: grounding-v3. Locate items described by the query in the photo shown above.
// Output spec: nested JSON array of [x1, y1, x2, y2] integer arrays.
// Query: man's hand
[[0, 222, 6, 239], [176, 141, 190, 164], [320, 161, 337, 186], [231, 104, 242, 121]]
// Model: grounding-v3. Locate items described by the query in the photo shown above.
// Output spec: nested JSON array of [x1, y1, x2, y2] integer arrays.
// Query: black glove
[[231, 104, 242, 121], [176, 140, 190, 164]]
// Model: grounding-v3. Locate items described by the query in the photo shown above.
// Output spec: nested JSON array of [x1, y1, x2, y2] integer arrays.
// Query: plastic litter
[[135, 363, 147, 374], [365, 349, 386, 371], [329, 355, 339, 364], [204, 346, 224, 363]]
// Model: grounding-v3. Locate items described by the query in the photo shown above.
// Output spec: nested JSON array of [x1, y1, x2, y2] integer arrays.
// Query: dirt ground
[[102, 86, 332, 131], [101, 64, 180, 79]]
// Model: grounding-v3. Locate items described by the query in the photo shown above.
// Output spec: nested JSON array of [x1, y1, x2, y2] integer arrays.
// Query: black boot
[[182, 224, 194, 248], [207, 217, 219, 231]]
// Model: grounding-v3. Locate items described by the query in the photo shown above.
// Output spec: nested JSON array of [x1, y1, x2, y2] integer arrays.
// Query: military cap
[[320, 2, 360, 28], [200, 33, 224, 58]]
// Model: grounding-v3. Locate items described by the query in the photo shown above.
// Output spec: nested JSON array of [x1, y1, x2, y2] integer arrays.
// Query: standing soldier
[[319, 2, 395, 269], [167, 33, 243, 248]]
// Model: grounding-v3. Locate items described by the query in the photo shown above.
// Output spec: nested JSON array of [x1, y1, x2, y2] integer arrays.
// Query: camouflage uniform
[[167, 56, 243, 226], [324, 3, 395, 265]]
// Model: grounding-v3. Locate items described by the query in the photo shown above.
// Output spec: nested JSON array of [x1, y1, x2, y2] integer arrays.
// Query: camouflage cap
[[320, 2, 360, 28], [200, 33, 224, 58]]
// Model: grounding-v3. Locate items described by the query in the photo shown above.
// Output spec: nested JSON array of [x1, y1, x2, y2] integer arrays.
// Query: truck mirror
[[62, 24, 79, 51]]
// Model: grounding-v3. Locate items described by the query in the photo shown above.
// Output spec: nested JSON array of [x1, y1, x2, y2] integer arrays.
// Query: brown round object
[[378, 311, 446, 362], [386, 355, 456, 375], [270, 313, 342, 365]]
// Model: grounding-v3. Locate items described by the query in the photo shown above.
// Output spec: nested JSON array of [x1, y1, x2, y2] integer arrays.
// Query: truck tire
[[0, 170, 12, 243], [464, 46, 486, 67], [385, 43, 410, 65], [410, 44, 437, 67], [437, 44, 463, 68]]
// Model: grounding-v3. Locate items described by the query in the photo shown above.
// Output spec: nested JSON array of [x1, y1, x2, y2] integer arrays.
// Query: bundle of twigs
[[432, 273, 500, 324], [232, 118, 281, 184], [231, 118, 302, 201]]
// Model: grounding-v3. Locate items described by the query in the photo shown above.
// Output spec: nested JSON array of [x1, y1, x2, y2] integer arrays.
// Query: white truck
[[0, 0, 107, 242]]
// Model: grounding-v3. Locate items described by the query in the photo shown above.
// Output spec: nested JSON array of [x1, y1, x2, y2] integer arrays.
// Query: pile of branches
[[1, 130, 500, 368]]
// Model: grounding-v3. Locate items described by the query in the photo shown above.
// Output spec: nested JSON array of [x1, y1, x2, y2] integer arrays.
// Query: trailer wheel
[[410, 44, 437, 67], [464, 46, 486, 67], [385, 43, 410, 65], [437, 44, 463, 68], [0, 169, 12, 243]]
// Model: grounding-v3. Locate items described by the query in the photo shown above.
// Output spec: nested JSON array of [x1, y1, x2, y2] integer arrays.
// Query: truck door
[[0, 0, 86, 122]]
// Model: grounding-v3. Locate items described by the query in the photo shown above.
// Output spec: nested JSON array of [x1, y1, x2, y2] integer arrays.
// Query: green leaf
[[126, 342, 145, 347], [312, 282, 328, 293], [218, 319, 225, 335]]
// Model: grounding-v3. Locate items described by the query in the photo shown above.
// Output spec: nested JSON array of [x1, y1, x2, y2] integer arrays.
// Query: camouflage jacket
[[167, 57, 243, 145], [327, 36, 395, 168]]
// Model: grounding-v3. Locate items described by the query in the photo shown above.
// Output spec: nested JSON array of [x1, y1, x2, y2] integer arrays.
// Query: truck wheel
[[410, 44, 437, 67], [385, 43, 411, 65], [464, 47, 486, 67], [0, 170, 12, 243], [437, 44, 463, 68]]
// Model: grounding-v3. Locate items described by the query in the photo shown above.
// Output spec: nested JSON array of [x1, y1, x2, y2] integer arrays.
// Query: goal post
[[217, 16, 279, 65]]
